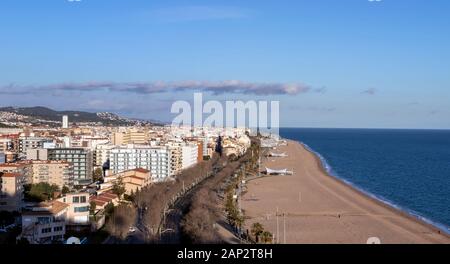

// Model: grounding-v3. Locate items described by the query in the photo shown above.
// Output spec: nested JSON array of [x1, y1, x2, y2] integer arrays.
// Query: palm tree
[[251, 222, 264, 242], [261, 231, 273, 244]]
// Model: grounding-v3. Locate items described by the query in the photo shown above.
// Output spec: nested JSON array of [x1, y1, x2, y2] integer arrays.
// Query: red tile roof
[[0, 172, 22, 178], [132, 168, 150, 173]]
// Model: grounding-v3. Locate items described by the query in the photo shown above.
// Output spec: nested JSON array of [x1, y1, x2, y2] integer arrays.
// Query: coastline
[[303, 140, 450, 238], [241, 139, 450, 244]]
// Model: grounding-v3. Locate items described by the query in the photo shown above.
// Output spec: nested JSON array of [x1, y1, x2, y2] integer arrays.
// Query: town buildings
[[30, 160, 74, 188], [19, 201, 68, 244], [48, 148, 93, 186], [109, 145, 172, 181], [0, 172, 25, 212]]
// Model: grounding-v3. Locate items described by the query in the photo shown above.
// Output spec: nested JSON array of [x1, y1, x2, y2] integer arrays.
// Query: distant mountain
[[0, 106, 158, 126]]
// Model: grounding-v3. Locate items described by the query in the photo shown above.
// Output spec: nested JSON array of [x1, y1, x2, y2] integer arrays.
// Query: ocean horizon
[[280, 127, 450, 234]]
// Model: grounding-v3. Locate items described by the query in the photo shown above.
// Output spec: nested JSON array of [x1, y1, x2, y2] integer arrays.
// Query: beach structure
[[261, 138, 278, 148], [267, 152, 288, 157], [264, 167, 293, 176]]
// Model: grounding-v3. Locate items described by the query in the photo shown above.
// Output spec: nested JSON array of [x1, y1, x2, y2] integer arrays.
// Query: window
[[41, 227, 52, 234], [80, 196, 86, 203], [72, 196, 80, 203], [37, 217, 50, 224], [74, 206, 89, 213], [53, 226, 63, 232]]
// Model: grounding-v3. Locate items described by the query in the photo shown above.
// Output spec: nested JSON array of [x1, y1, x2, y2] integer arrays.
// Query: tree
[[93, 167, 103, 183], [251, 222, 264, 242], [112, 177, 126, 199], [106, 204, 137, 240], [26, 183, 60, 202], [124, 189, 135, 202], [261, 231, 273, 244], [89, 201, 97, 215], [62, 185, 70, 194], [104, 202, 115, 218]]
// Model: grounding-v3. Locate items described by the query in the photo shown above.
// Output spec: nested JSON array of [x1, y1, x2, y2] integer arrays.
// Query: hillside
[[0, 106, 157, 126]]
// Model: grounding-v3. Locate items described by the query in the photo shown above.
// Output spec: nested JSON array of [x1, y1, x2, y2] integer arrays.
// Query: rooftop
[[0, 172, 23, 178]]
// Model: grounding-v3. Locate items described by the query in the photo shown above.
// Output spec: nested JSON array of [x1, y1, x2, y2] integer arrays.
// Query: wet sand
[[241, 140, 450, 244]]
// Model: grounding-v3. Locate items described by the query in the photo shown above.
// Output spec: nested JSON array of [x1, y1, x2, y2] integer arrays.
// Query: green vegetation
[[251, 222, 264, 242], [24, 183, 60, 202], [112, 177, 126, 198], [104, 202, 115, 218], [93, 168, 103, 182], [123, 190, 135, 202], [89, 201, 97, 215], [62, 185, 70, 194]]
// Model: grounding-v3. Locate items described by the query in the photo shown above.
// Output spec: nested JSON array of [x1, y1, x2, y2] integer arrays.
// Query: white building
[[19, 201, 68, 244], [181, 143, 198, 169], [26, 148, 48, 160], [18, 137, 53, 155], [94, 144, 115, 167], [62, 115, 69, 129], [109, 144, 172, 181]]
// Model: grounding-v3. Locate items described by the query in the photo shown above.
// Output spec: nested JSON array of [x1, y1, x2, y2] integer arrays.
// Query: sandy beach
[[241, 140, 450, 244]]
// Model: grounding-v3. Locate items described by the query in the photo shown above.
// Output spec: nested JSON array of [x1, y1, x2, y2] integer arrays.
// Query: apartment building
[[26, 148, 48, 160], [30, 160, 74, 188], [94, 144, 114, 167], [48, 148, 93, 186], [168, 145, 183, 176], [58, 192, 90, 226], [0, 137, 13, 152], [0, 134, 19, 152], [181, 143, 198, 169], [18, 136, 53, 155], [19, 201, 68, 244], [0, 172, 25, 212], [109, 144, 171, 181], [112, 129, 148, 145], [0, 163, 33, 184]]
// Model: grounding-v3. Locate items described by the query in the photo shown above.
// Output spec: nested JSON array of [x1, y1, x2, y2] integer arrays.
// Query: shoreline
[[302, 140, 450, 237], [241, 139, 450, 244]]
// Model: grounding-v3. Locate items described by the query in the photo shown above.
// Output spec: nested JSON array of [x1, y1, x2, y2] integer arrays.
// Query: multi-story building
[[26, 148, 48, 160], [19, 201, 68, 244], [30, 160, 74, 188], [0, 162, 33, 184], [62, 115, 69, 129], [0, 172, 25, 212], [109, 145, 171, 181], [48, 148, 93, 186], [112, 129, 148, 145], [94, 144, 114, 167], [168, 145, 182, 176], [58, 192, 90, 226], [181, 143, 198, 169], [19, 136, 53, 155], [0, 137, 14, 152]]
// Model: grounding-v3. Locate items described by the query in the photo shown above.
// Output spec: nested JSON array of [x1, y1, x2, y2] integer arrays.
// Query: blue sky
[[1, 0, 449, 128]]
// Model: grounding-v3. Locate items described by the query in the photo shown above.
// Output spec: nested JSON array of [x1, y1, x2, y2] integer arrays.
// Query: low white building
[[19, 201, 68, 244]]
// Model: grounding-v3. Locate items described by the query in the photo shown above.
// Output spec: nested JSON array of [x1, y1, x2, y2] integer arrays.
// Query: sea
[[280, 128, 450, 234]]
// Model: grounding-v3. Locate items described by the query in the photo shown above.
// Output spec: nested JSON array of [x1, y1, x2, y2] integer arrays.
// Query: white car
[[128, 226, 136, 233]]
